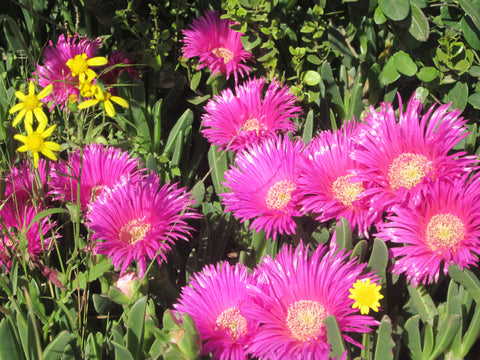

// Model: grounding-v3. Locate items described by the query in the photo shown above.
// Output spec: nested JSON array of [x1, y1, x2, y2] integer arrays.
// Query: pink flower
[[298, 122, 378, 236], [102, 50, 139, 95], [245, 243, 379, 360], [222, 136, 304, 240], [378, 174, 480, 286], [202, 77, 300, 151], [87, 173, 199, 278], [36, 34, 103, 109], [50, 143, 140, 212], [182, 10, 252, 82], [352, 93, 476, 213], [175, 262, 258, 360], [5, 159, 49, 205]]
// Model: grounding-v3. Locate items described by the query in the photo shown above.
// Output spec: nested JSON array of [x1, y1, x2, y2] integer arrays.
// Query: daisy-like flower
[[244, 243, 379, 360], [175, 262, 258, 360], [298, 121, 378, 236], [202, 77, 300, 151], [14, 121, 61, 168], [352, 93, 476, 212], [36, 34, 103, 109], [4, 159, 48, 205], [50, 143, 139, 212], [378, 174, 480, 286], [349, 278, 383, 314], [222, 136, 304, 240], [182, 10, 252, 82], [77, 87, 129, 117], [9, 81, 53, 127], [87, 173, 199, 278], [66, 53, 108, 83]]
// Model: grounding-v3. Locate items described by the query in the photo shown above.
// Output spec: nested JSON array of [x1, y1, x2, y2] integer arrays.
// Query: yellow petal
[[41, 124, 57, 138], [45, 141, 62, 151], [104, 101, 115, 117], [37, 83, 53, 99], [111, 96, 129, 108], [41, 147, 59, 161], [15, 90, 26, 101], [28, 81, 35, 95], [9, 103, 24, 114], [78, 99, 100, 110], [17, 144, 29, 152], [12, 109, 26, 127], [25, 121, 34, 134], [87, 56, 108, 66], [33, 108, 48, 126], [86, 69, 98, 80], [33, 151, 39, 168], [25, 111, 33, 127], [14, 134, 28, 143]]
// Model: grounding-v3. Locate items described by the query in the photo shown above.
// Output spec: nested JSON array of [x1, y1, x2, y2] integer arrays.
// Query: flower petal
[[104, 101, 116, 117], [16, 144, 29, 152], [33, 108, 48, 126], [111, 96, 129, 108], [78, 99, 99, 110], [9, 103, 24, 114], [44, 141, 62, 152], [87, 56, 108, 66], [41, 147, 59, 161], [41, 124, 57, 138], [14, 90, 26, 101], [37, 83, 53, 99], [12, 109, 26, 127]]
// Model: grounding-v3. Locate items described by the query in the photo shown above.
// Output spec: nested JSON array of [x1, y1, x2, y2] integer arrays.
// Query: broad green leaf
[[126, 296, 148, 359], [444, 81, 468, 111], [43, 331, 75, 360], [468, 93, 480, 110], [374, 316, 395, 360], [380, 57, 400, 85], [449, 266, 480, 303], [367, 238, 388, 280], [393, 51, 417, 76], [190, 71, 201, 91], [409, 4, 429, 42], [0, 319, 22, 360], [324, 315, 347, 358], [461, 16, 480, 50], [416, 67, 438, 82], [378, 0, 410, 21], [304, 70, 321, 86], [459, 0, 480, 26], [407, 285, 438, 322], [374, 6, 387, 24], [112, 341, 134, 360]]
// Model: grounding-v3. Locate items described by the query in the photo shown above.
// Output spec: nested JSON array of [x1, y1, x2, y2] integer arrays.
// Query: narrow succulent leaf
[[126, 296, 147, 359], [207, 145, 228, 196], [112, 341, 135, 360], [350, 240, 368, 262], [43, 331, 76, 360], [404, 315, 423, 360], [334, 217, 352, 252], [163, 109, 194, 158], [374, 315, 395, 360], [430, 314, 461, 359], [0, 319, 22, 360], [422, 322, 434, 359], [448, 266, 480, 303], [324, 315, 348, 359], [367, 238, 389, 280], [456, 303, 480, 358], [302, 109, 314, 144], [407, 285, 438, 322]]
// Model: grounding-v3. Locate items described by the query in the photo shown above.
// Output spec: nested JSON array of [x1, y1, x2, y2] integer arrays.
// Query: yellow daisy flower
[[14, 121, 62, 168], [9, 81, 53, 127], [66, 53, 108, 83], [78, 88, 129, 117], [348, 278, 384, 315]]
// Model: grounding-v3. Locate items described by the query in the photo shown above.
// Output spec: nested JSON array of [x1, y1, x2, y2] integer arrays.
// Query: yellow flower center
[[23, 94, 39, 110], [26, 132, 44, 152], [265, 180, 296, 211], [349, 278, 383, 315], [242, 118, 262, 132], [388, 153, 432, 190], [68, 94, 78, 103], [332, 174, 365, 207], [212, 47, 234, 63], [215, 306, 248, 340], [119, 219, 151, 245], [67, 54, 89, 76], [286, 300, 327, 342], [426, 213, 465, 252]]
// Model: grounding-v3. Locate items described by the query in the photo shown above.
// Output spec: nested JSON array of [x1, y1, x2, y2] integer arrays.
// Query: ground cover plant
[[2, 0, 480, 359]]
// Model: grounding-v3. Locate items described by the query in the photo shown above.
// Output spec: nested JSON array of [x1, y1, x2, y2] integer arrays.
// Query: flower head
[[222, 136, 304, 240], [349, 278, 383, 314], [182, 10, 252, 82], [378, 174, 480, 286], [14, 121, 61, 168], [9, 81, 52, 127], [244, 243, 379, 360], [36, 34, 103, 109], [4, 159, 49, 205], [65, 53, 108, 83], [87, 173, 199, 278], [102, 50, 139, 94], [352, 93, 476, 212], [77, 87, 129, 117], [50, 143, 139, 212], [202, 77, 300, 151], [175, 262, 258, 360]]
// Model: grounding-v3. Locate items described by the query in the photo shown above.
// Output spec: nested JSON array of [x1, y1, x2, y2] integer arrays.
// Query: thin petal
[[41, 124, 57, 138], [78, 99, 99, 110], [14, 134, 28, 143], [37, 83, 53, 99], [41, 147, 59, 161], [87, 56, 108, 66], [44, 141, 62, 152], [28, 81, 35, 95], [12, 109, 26, 127], [14, 90, 26, 101], [36, 121, 47, 133], [25, 110, 33, 126], [104, 101, 116, 117], [111, 96, 129, 108], [33, 108, 48, 126], [33, 151, 39, 168], [9, 103, 24, 114], [17, 145, 29, 152], [25, 121, 34, 134]]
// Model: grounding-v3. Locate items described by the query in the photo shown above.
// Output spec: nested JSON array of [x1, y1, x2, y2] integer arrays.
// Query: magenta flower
[[222, 136, 304, 240], [202, 77, 301, 151], [102, 50, 139, 95], [5, 159, 49, 205], [244, 243, 379, 360], [298, 122, 378, 236], [352, 93, 476, 213], [50, 143, 140, 212], [182, 10, 252, 82], [175, 262, 258, 360], [36, 34, 103, 109], [87, 173, 199, 278], [378, 174, 480, 286]]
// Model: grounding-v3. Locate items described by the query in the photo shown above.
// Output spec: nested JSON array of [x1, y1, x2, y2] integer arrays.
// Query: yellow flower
[[14, 121, 62, 168], [9, 81, 53, 127], [78, 88, 129, 117], [348, 278, 384, 315], [66, 53, 108, 83]]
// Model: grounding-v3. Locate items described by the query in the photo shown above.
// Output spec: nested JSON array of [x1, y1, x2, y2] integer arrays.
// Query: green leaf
[[324, 315, 347, 358], [112, 341, 134, 360], [0, 319, 22, 360], [380, 57, 400, 85], [444, 81, 468, 111], [334, 217, 352, 252], [422, 322, 434, 359], [374, 6, 387, 24], [302, 109, 314, 144], [430, 314, 461, 358], [163, 109, 194, 158], [207, 145, 229, 196], [303, 70, 321, 86], [367, 238, 389, 280], [409, 4, 429, 42], [378, 0, 410, 21], [393, 51, 417, 76], [321, 62, 345, 120], [190, 71, 201, 91], [404, 315, 423, 360], [459, 0, 480, 26], [407, 285, 438, 322], [449, 266, 480, 303], [468, 93, 480, 109], [85, 332, 103, 360], [350, 240, 368, 262], [461, 15, 480, 50], [43, 331, 75, 360], [416, 67, 438, 82], [126, 296, 148, 359], [374, 316, 395, 360]]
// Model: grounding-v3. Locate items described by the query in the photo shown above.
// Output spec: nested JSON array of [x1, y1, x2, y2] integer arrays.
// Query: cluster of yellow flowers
[[8, 53, 129, 168]]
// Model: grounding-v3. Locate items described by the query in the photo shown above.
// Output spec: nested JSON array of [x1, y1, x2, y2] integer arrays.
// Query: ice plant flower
[[36, 34, 103, 110], [4, 159, 49, 205], [222, 136, 304, 240], [14, 121, 61, 168], [352, 93, 476, 212], [182, 10, 252, 82], [349, 278, 383, 314], [50, 143, 139, 212], [66, 53, 108, 83], [175, 262, 258, 360], [202, 77, 300, 151], [298, 121, 378, 236], [102, 50, 139, 94], [87, 173, 199, 278], [378, 174, 480, 286], [244, 243, 379, 360], [77, 87, 129, 117], [9, 81, 53, 127]]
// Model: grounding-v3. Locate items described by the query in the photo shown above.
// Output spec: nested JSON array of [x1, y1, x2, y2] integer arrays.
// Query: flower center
[[332, 174, 364, 207], [23, 94, 39, 110], [286, 300, 327, 342], [119, 219, 151, 245], [265, 180, 296, 211], [388, 153, 432, 190], [67, 54, 89, 77], [27, 132, 44, 152], [212, 47, 234, 64], [426, 213, 465, 252], [242, 118, 263, 132], [215, 306, 248, 340]]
